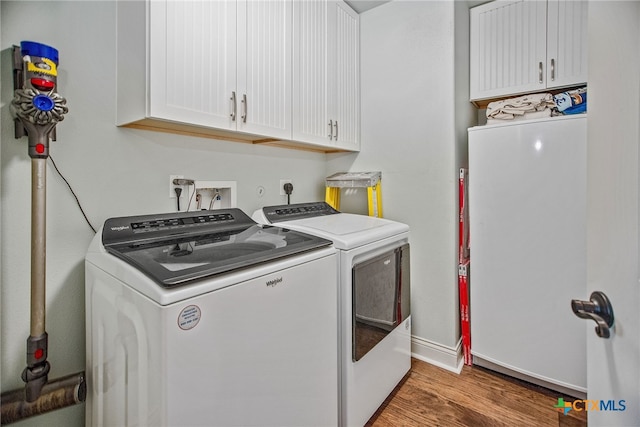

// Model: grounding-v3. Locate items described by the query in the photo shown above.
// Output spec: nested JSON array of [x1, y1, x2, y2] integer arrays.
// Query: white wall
[[1, 1, 479, 425], [328, 0, 476, 366], [1, 2, 327, 426]]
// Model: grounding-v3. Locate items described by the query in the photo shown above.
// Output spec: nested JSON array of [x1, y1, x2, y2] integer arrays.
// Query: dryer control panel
[[261, 202, 339, 223]]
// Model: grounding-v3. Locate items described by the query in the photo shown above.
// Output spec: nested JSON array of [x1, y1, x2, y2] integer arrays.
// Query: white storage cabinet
[[292, 0, 360, 151], [117, 0, 292, 142], [470, 0, 587, 101]]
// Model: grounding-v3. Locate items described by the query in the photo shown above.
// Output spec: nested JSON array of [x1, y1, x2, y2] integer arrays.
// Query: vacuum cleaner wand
[[7, 41, 75, 407], [2, 43, 85, 422]]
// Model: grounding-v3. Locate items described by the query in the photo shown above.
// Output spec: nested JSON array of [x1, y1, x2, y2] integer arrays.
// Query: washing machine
[[253, 202, 411, 427], [85, 208, 339, 427]]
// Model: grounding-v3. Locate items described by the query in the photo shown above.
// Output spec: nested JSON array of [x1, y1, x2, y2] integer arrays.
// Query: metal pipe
[[31, 158, 47, 337], [0, 372, 86, 425]]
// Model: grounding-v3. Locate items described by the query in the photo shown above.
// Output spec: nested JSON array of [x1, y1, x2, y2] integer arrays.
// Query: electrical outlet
[[280, 179, 292, 196], [170, 175, 184, 198]]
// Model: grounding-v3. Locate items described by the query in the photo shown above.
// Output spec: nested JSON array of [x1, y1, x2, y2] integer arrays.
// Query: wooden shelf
[[121, 118, 351, 154]]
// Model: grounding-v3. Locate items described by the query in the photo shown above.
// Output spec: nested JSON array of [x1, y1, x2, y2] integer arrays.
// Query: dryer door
[[352, 243, 410, 361]]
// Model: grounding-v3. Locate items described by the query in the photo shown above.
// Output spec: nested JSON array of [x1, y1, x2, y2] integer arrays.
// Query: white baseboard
[[472, 355, 587, 399], [411, 335, 464, 374]]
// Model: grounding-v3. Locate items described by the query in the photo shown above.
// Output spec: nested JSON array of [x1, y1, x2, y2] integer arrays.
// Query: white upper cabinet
[[292, 0, 359, 151], [237, 0, 292, 140], [329, 1, 360, 151], [147, 1, 237, 130], [545, 0, 588, 89], [470, 0, 547, 100], [119, 0, 359, 152], [470, 0, 587, 101], [292, 0, 329, 146], [147, 0, 290, 140]]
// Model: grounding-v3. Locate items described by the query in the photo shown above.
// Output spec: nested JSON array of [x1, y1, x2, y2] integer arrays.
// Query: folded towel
[[486, 108, 551, 125], [486, 93, 556, 121]]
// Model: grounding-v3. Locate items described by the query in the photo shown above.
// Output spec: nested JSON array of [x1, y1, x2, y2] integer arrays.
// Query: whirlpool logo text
[[266, 277, 283, 287], [554, 398, 626, 415]]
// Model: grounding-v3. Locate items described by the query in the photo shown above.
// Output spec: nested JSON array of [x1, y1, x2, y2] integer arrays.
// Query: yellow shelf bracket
[[325, 172, 383, 218]]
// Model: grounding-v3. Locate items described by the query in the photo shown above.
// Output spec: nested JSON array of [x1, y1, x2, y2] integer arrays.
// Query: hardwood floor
[[366, 358, 587, 427]]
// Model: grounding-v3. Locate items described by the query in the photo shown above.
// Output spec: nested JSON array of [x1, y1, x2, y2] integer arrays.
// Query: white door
[[581, 2, 640, 426]]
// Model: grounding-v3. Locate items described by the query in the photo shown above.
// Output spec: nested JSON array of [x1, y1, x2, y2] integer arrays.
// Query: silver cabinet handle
[[230, 91, 236, 121], [241, 94, 247, 123], [538, 61, 543, 84], [328, 119, 333, 140], [550, 58, 555, 81], [334, 121, 338, 141]]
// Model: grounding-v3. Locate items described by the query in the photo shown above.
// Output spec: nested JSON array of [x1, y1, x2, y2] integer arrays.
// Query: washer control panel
[[102, 209, 250, 246]]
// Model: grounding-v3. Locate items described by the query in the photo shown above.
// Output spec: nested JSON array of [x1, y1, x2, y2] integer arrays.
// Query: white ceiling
[[345, 1, 490, 14], [344, 0, 390, 14]]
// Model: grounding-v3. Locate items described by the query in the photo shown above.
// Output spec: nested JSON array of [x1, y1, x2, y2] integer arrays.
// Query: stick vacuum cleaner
[[1, 41, 86, 424]]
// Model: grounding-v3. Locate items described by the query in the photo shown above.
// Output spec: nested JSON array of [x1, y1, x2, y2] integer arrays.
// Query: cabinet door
[[149, 0, 236, 129], [329, 0, 359, 150], [292, 0, 330, 146], [470, 0, 547, 101], [237, 0, 292, 140], [546, 0, 588, 89]]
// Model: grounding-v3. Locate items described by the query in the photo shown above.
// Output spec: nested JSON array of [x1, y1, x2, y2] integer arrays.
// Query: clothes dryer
[[85, 209, 339, 426], [253, 202, 411, 427]]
